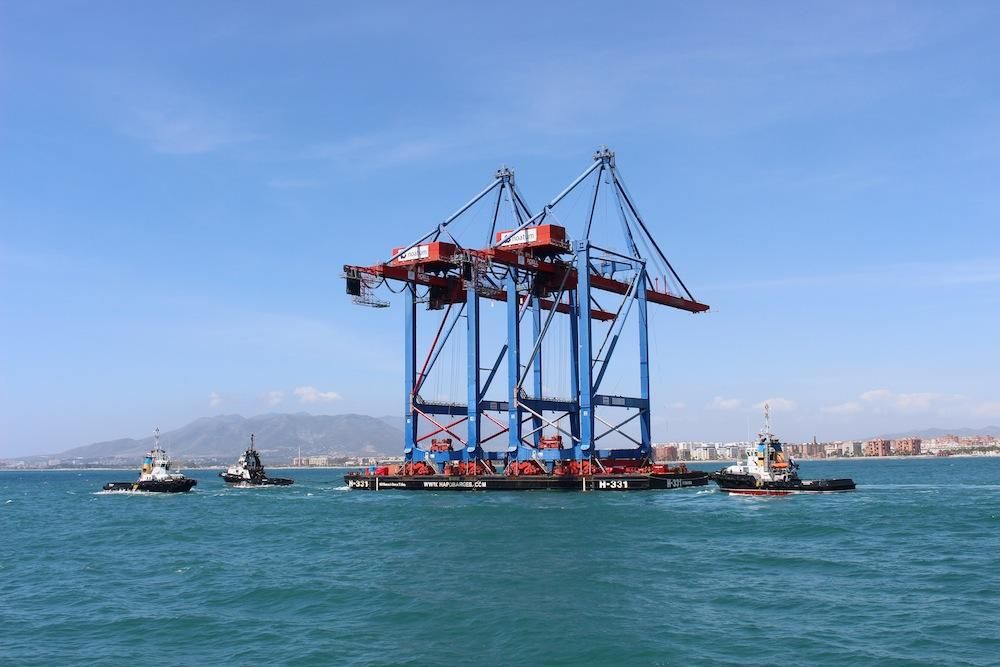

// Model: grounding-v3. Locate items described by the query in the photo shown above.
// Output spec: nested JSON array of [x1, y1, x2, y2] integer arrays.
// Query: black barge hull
[[102, 479, 197, 493], [219, 473, 294, 486], [345, 471, 709, 491], [710, 472, 855, 495]]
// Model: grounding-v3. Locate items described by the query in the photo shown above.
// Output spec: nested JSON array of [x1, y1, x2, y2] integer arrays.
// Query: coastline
[[3, 454, 998, 473]]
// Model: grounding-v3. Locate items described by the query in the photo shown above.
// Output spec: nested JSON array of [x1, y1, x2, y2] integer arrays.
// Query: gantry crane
[[344, 147, 708, 476]]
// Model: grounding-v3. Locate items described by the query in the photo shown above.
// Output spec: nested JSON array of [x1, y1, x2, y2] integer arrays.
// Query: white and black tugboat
[[103, 428, 197, 493], [710, 404, 855, 495], [219, 434, 293, 486]]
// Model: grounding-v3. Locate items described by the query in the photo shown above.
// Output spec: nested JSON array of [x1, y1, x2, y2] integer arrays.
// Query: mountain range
[[18, 415, 1000, 464], [55, 413, 405, 462]]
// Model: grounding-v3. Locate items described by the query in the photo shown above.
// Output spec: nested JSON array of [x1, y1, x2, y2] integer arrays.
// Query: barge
[[346, 460, 708, 492]]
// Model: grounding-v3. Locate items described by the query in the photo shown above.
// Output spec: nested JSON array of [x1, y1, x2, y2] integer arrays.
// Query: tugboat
[[103, 428, 197, 493], [710, 404, 855, 495], [219, 434, 293, 486]]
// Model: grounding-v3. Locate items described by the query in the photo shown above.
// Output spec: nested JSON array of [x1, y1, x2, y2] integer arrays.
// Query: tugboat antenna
[[154, 427, 160, 450]]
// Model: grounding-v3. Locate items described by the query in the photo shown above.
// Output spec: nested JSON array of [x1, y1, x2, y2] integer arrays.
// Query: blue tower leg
[[530, 294, 543, 447], [568, 289, 581, 443], [506, 273, 521, 454], [404, 284, 419, 462], [575, 241, 594, 461], [638, 269, 651, 459], [466, 284, 481, 463]]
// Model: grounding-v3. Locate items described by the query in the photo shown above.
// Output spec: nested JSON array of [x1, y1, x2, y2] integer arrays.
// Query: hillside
[[57, 413, 404, 462]]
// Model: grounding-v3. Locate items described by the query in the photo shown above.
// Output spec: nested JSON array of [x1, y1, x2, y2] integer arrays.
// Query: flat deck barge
[[345, 470, 709, 491]]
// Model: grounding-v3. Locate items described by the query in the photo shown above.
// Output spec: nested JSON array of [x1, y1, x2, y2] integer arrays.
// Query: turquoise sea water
[[2, 458, 999, 666]]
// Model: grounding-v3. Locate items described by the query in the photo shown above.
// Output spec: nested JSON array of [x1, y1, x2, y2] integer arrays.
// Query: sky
[[2, 1, 999, 456]]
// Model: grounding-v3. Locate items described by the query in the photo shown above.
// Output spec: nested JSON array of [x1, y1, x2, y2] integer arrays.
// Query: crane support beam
[[473, 249, 709, 313]]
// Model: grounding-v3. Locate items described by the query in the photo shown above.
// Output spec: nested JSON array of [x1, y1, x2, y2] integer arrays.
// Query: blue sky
[[2, 1, 999, 455]]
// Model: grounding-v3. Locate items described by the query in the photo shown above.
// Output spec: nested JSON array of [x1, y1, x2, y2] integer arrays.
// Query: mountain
[[378, 415, 405, 432], [57, 413, 404, 462], [874, 426, 1000, 440]]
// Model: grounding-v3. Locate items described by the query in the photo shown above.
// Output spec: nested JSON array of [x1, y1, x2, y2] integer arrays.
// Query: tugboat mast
[[760, 403, 771, 472]]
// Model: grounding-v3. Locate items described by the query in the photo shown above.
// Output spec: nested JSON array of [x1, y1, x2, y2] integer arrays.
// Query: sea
[[2, 457, 999, 666]]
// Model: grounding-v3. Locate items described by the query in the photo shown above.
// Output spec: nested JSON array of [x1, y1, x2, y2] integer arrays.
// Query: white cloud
[[265, 390, 284, 406], [209, 391, 222, 407], [822, 401, 863, 415], [861, 389, 893, 402], [828, 389, 961, 416], [893, 392, 947, 411], [861, 389, 955, 412], [711, 396, 743, 410], [668, 402, 687, 410], [754, 398, 797, 412], [294, 386, 341, 403]]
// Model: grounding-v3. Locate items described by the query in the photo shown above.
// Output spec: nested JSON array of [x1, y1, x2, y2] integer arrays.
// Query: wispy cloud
[[754, 398, 797, 412], [290, 4, 967, 171], [126, 106, 250, 155], [701, 258, 1000, 293], [824, 389, 962, 416], [303, 134, 452, 170], [861, 388, 958, 412], [822, 401, 864, 415], [264, 390, 284, 406], [86, 73, 256, 155], [294, 386, 341, 403], [209, 391, 222, 407], [711, 396, 743, 410]]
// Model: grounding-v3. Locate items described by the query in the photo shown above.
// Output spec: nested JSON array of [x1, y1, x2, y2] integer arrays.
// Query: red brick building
[[653, 444, 680, 462], [865, 439, 892, 457], [893, 438, 922, 455]]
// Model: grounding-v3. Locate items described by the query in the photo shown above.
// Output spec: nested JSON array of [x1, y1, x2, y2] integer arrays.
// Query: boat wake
[[93, 489, 178, 496]]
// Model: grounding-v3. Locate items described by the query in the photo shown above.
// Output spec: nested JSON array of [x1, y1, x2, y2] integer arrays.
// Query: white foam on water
[[93, 489, 173, 496]]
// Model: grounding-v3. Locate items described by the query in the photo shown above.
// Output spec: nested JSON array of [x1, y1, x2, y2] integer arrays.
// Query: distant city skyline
[[3, 2, 1000, 455]]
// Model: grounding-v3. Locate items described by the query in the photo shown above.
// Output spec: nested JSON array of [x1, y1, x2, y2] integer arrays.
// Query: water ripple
[[1, 460, 999, 665]]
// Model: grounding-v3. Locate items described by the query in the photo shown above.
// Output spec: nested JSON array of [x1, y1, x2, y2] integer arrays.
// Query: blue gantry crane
[[344, 147, 708, 477]]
